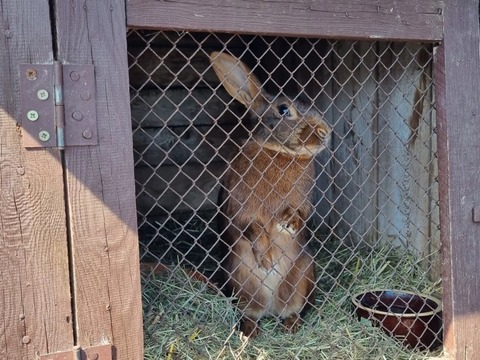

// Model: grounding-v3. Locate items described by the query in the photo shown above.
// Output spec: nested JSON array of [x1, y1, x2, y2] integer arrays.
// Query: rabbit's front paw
[[283, 314, 302, 334], [276, 221, 297, 235], [276, 207, 303, 236], [253, 244, 274, 269]]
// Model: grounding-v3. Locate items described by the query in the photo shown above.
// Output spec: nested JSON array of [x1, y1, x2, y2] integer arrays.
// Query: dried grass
[[142, 239, 443, 360]]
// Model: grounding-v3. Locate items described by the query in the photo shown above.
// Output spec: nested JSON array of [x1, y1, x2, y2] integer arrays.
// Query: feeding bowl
[[352, 289, 442, 350]]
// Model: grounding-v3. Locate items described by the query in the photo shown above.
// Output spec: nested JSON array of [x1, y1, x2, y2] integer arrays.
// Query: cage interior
[[128, 30, 442, 359]]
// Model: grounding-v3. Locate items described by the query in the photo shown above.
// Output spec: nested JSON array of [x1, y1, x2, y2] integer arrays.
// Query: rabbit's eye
[[278, 104, 290, 117]]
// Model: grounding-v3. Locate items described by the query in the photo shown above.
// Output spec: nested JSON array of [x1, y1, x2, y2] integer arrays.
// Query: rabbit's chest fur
[[224, 143, 315, 223], [250, 232, 298, 313], [222, 144, 314, 310], [230, 229, 302, 316]]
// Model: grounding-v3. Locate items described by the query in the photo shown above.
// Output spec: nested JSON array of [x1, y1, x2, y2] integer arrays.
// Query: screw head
[[27, 110, 39, 122], [72, 111, 84, 121], [70, 71, 80, 81], [22, 336, 31, 344], [82, 129, 92, 139], [25, 68, 37, 80], [89, 353, 99, 360], [80, 91, 92, 101], [37, 89, 49, 101], [38, 130, 51, 142]]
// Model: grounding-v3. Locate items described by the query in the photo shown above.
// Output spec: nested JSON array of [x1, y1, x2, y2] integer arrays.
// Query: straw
[[143, 238, 443, 360]]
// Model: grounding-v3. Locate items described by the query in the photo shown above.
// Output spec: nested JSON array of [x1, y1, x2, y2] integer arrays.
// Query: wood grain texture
[[131, 88, 246, 127], [312, 40, 439, 257], [127, 0, 443, 41], [435, 0, 480, 357], [376, 43, 439, 268], [0, 1, 73, 358], [327, 41, 379, 244], [129, 46, 222, 89], [54, 1, 143, 358], [135, 162, 226, 215], [133, 124, 247, 166]]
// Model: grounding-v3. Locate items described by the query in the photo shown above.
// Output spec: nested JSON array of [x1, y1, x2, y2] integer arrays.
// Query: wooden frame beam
[[435, 0, 480, 358], [127, 0, 444, 42]]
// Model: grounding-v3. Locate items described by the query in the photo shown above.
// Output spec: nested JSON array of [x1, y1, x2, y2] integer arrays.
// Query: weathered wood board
[[130, 88, 246, 128], [0, 1, 73, 358], [129, 46, 226, 89], [375, 43, 438, 262], [325, 41, 379, 244], [135, 162, 226, 215], [435, 0, 480, 357], [133, 124, 248, 167], [127, 0, 444, 42], [54, 1, 143, 359]]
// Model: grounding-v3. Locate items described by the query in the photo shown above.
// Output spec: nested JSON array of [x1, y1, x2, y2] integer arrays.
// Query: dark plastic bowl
[[352, 289, 442, 350]]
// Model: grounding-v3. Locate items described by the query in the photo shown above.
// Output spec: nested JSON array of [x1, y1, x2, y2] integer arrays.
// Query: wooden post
[[0, 1, 74, 359], [53, 1, 144, 359], [435, 0, 480, 358]]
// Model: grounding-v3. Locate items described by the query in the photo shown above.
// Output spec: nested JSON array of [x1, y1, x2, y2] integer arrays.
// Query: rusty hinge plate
[[62, 64, 97, 147], [39, 344, 112, 360], [19, 65, 57, 147], [19, 63, 97, 148]]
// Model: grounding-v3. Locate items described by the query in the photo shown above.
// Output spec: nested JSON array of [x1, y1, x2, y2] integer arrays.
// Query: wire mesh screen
[[127, 30, 442, 359]]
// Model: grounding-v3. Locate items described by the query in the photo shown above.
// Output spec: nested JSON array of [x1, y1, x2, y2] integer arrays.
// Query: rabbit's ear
[[210, 52, 264, 111]]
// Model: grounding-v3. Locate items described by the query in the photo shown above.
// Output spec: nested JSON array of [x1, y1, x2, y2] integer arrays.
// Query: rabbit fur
[[211, 52, 331, 337]]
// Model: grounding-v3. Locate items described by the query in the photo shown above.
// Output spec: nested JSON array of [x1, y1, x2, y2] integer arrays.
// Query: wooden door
[[53, 1, 144, 359], [0, 1, 143, 359], [0, 1, 74, 358]]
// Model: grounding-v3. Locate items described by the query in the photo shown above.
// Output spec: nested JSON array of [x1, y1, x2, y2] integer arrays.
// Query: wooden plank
[[128, 46, 217, 89], [127, 29, 250, 49], [131, 88, 246, 127], [127, 0, 443, 42], [53, 1, 143, 359], [327, 41, 379, 244], [128, 44, 234, 89], [410, 46, 441, 281], [376, 43, 439, 266], [135, 162, 226, 215], [133, 124, 248, 167], [0, 1, 73, 359], [434, 0, 480, 357]]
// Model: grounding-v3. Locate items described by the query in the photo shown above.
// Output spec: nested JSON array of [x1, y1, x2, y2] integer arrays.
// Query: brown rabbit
[[211, 52, 331, 338]]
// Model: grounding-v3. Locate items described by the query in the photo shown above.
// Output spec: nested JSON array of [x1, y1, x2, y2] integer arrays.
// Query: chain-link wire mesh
[[128, 30, 442, 359]]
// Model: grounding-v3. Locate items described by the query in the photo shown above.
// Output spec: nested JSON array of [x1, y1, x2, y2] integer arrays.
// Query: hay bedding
[[142, 240, 443, 360]]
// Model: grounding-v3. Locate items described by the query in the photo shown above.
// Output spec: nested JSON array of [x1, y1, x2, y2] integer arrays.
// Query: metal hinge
[[19, 62, 97, 148], [38, 344, 112, 360]]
